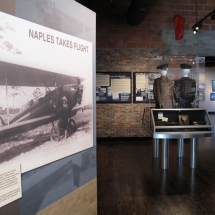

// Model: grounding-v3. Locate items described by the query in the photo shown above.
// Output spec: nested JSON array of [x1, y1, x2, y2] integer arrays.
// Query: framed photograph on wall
[[212, 80, 215, 92], [210, 92, 215, 101]]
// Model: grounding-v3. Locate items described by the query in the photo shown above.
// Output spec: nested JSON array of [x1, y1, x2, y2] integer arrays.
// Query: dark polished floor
[[97, 137, 215, 215]]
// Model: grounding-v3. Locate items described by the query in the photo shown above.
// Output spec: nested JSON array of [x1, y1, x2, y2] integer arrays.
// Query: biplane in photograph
[[0, 61, 85, 142]]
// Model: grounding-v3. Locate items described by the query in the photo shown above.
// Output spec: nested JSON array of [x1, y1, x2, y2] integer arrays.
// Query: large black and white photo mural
[[0, 12, 93, 173]]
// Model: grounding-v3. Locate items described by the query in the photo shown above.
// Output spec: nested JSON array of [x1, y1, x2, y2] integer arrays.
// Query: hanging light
[[192, 9, 215, 34], [196, 23, 203, 30]]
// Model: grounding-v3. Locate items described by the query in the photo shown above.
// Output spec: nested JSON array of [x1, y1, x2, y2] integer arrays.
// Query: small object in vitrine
[[178, 115, 189, 125], [192, 121, 206, 125]]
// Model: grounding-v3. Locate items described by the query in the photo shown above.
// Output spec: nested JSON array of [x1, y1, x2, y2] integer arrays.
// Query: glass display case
[[151, 108, 213, 169], [139, 56, 207, 126], [151, 108, 213, 138], [136, 56, 206, 108]]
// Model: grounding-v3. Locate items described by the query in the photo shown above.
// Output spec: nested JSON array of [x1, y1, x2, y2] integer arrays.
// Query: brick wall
[[94, 0, 215, 137]]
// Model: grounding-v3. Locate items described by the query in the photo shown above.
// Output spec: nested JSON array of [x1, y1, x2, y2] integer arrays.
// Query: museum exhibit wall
[[204, 67, 215, 112], [94, 1, 215, 137], [204, 66, 215, 130], [0, 1, 97, 215]]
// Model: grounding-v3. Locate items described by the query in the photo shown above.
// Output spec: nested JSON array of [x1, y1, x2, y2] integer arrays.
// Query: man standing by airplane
[[58, 96, 69, 139]]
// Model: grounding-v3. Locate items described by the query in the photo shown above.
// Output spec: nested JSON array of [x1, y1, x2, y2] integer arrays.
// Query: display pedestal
[[161, 139, 169, 169], [178, 138, 184, 157], [151, 108, 214, 169], [190, 138, 197, 168]]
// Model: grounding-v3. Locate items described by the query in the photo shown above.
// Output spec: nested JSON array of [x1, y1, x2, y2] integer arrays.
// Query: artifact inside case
[[178, 115, 189, 125], [155, 117, 206, 126], [152, 109, 209, 131]]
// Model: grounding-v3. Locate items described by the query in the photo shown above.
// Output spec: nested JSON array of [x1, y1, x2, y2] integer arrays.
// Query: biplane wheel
[[68, 119, 76, 133], [50, 126, 60, 142]]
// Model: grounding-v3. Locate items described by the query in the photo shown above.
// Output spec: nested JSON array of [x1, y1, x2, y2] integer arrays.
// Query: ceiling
[[75, 0, 155, 26]]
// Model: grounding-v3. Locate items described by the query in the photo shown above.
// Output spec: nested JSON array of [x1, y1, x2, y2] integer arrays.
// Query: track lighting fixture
[[192, 9, 215, 34], [211, 12, 215, 20], [192, 23, 203, 34]]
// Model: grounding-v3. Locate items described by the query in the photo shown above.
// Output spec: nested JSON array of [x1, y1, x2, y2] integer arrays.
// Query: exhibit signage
[[0, 12, 92, 77], [133, 72, 160, 103], [0, 11, 94, 173], [96, 72, 131, 103], [0, 165, 22, 208]]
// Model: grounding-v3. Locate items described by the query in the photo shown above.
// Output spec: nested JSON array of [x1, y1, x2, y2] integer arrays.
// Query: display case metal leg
[[161, 139, 169, 169], [190, 138, 197, 168], [153, 138, 159, 158], [177, 138, 184, 157]]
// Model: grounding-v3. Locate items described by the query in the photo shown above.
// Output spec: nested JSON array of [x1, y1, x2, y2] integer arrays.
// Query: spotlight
[[211, 13, 215, 20], [193, 29, 197, 34], [196, 23, 203, 30]]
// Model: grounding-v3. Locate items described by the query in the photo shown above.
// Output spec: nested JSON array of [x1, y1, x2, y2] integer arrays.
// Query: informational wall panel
[[96, 72, 131, 103], [204, 67, 215, 112], [133, 72, 160, 103]]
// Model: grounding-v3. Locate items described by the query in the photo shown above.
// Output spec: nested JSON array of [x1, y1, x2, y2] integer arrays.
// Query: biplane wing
[[0, 60, 84, 87], [0, 104, 86, 141], [0, 115, 58, 140]]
